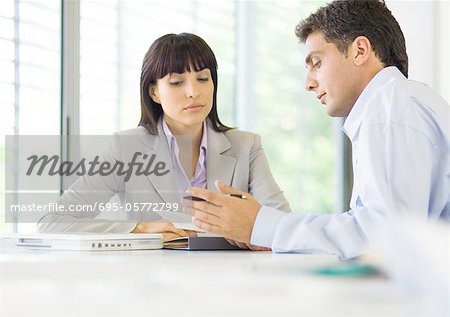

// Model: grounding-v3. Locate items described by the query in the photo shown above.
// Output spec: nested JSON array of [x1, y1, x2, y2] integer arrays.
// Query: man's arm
[[188, 122, 441, 259], [187, 181, 377, 259]]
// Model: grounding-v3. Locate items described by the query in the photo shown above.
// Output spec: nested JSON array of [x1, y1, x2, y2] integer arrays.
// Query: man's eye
[[313, 61, 322, 69]]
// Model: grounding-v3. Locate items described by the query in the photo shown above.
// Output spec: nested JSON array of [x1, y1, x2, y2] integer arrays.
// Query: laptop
[[11, 233, 163, 251]]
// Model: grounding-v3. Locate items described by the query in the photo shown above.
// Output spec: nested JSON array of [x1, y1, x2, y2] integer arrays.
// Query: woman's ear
[[149, 86, 160, 103], [351, 36, 372, 66]]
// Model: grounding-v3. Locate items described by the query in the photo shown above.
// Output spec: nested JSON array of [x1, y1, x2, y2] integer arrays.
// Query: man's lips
[[317, 93, 326, 104]]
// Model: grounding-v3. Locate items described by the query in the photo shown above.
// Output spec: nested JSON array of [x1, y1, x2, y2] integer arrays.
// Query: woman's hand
[[132, 221, 197, 241]]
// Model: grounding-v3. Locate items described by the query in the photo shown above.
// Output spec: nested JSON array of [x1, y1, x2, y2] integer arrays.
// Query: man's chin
[[325, 105, 349, 117], [325, 105, 338, 117]]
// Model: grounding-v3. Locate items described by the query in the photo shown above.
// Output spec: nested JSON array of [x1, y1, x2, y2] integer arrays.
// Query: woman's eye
[[169, 81, 182, 86], [198, 77, 209, 82]]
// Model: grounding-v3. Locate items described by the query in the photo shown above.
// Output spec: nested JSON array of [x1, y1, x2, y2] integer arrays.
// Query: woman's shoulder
[[224, 128, 258, 137], [223, 128, 261, 146], [115, 126, 150, 136]]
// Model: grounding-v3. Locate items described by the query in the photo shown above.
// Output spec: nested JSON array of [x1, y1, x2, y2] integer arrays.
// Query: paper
[[172, 222, 205, 232]]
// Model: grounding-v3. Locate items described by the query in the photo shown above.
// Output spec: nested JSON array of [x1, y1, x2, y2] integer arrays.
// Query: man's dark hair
[[295, 0, 408, 78]]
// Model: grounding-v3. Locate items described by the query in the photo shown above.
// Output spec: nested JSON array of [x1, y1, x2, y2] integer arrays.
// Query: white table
[[0, 239, 442, 317]]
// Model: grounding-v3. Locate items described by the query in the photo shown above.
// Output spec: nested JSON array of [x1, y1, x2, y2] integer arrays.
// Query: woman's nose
[[186, 81, 200, 98]]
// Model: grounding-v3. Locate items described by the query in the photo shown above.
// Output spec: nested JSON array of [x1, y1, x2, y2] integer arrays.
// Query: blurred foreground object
[[370, 216, 449, 315]]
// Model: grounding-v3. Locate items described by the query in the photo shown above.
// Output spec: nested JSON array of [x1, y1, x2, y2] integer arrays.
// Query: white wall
[[435, 0, 450, 102], [387, 0, 449, 102]]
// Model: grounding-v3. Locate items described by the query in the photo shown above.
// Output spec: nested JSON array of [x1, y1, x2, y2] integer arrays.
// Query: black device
[[183, 195, 206, 201]]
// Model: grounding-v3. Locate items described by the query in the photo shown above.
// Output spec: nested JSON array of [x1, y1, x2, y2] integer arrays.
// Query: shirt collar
[[161, 116, 208, 153], [343, 66, 405, 141]]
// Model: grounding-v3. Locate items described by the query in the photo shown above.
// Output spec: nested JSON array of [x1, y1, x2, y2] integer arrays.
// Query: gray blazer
[[37, 120, 290, 233]]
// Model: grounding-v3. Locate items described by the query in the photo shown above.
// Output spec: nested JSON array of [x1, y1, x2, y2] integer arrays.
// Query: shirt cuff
[[250, 206, 286, 248]]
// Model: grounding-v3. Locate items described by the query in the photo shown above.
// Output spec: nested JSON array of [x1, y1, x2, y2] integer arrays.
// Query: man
[[184, 0, 450, 259]]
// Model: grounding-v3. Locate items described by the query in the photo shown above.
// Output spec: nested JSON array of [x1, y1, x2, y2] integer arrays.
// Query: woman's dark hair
[[139, 33, 231, 134], [295, 0, 408, 78]]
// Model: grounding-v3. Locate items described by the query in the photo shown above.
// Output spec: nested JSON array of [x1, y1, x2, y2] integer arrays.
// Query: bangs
[[153, 34, 217, 79], [140, 32, 231, 135]]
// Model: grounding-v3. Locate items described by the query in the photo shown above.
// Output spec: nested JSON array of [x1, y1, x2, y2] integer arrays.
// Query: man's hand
[[132, 221, 197, 242], [183, 180, 262, 244]]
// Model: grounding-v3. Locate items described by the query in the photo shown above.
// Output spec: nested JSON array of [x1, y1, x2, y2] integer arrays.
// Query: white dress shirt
[[251, 67, 450, 259]]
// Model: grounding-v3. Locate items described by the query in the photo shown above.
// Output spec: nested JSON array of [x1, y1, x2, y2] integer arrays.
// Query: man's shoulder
[[393, 79, 448, 123], [366, 77, 449, 146], [372, 77, 447, 119]]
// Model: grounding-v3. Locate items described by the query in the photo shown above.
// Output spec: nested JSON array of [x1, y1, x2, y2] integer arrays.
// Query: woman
[[38, 33, 290, 241]]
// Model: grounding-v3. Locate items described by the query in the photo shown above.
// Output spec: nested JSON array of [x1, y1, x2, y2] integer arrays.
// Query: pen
[[183, 194, 247, 201], [225, 194, 247, 199]]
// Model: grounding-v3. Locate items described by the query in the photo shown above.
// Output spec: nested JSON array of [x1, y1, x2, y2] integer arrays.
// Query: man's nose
[[305, 73, 317, 92]]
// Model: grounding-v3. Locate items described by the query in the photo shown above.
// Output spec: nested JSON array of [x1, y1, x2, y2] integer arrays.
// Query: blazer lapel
[[139, 124, 180, 204], [206, 121, 236, 191]]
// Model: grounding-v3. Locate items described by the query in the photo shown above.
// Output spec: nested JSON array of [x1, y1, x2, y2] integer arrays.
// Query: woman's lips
[[184, 104, 205, 112]]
